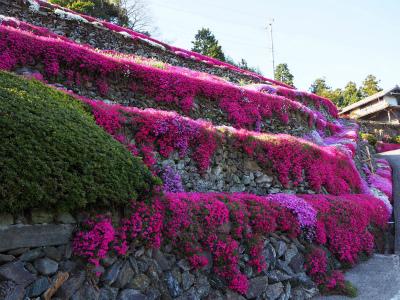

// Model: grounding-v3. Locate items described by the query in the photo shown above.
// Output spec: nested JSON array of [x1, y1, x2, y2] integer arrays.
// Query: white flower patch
[[371, 187, 392, 214], [306, 130, 324, 145], [91, 21, 104, 29], [137, 37, 166, 50], [26, 0, 40, 11], [0, 15, 20, 26], [118, 31, 132, 39], [0, 15, 9, 24], [54, 8, 88, 23]]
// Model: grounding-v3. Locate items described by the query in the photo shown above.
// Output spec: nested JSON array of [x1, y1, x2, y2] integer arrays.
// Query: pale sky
[[147, 0, 399, 90]]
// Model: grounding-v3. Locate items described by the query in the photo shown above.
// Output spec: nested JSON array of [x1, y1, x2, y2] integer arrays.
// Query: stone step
[[0, 224, 74, 252]]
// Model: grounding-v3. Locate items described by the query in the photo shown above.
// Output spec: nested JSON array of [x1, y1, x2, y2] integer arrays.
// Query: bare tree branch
[[119, 0, 154, 34]]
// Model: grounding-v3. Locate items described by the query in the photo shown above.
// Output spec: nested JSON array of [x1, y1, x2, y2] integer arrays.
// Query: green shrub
[[0, 71, 159, 213], [343, 281, 358, 298], [360, 133, 377, 146], [391, 135, 400, 144]]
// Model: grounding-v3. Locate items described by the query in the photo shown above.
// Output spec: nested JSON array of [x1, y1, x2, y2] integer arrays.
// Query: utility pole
[[267, 19, 276, 79]]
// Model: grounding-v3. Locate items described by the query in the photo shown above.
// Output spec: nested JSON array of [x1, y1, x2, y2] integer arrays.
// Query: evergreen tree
[[274, 63, 294, 86], [309, 78, 330, 95], [309, 78, 343, 106], [237, 58, 261, 74], [360, 74, 382, 97], [342, 81, 361, 107], [191, 28, 226, 61]]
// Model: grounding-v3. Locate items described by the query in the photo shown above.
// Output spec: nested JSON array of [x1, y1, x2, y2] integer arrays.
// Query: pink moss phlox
[[301, 194, 389, 264], [34, 0, 292, 88], [376, 142, 400, 153], [305, 248, 346, 291], [303, 120, 359, 158], [19, 81, 362, 195], [161, 166, 184, 193], [72, 192, 389, 294], [44, 87, 362, 194], [72, 215, 115, 268], [363, 159, 393, 201], [0, 15, 69, 40], [231, 128, 362, 194], [246, 83, 339, 119], [0, 24, 339, 132], [86, 100, 218, 171], [268, 193, 317, 228]]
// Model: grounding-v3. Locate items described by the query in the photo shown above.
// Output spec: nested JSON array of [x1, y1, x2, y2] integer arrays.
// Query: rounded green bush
[[0, 71, 159, 213], [360, 133, 377, 146]]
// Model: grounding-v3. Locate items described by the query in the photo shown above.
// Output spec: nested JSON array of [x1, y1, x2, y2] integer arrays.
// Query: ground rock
[[115, 261, 135, 288], [117, 289, 146, 300], [56, 271, 86, 299], [34, 257, 58, 275], [264, 282, 284, 300], [20, 248, 44, 262], [25, 276, 51, 297], [99, 286, 118, 300], [245, 276, 268, 299], [102, 260, 124, 285], [0, 280, 24, 300], [0, 261, 35, 286], [164, 270, 182, 298], [0, 254, 15, 264], [130, 273, 151, 291]]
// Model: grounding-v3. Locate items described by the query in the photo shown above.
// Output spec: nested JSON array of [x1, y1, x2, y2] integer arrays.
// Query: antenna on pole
[[267, 18, 276, 79]]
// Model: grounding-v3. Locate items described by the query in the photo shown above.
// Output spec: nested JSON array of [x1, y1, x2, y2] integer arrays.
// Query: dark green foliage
[[274, 63, 294, 86], [343, 281, 358, 298], [360, 133, 377, 146], [0, 71, 159, 213], [392, 136, 400, 144], [191, 28, 226, 61], [342, 81, 361, 107], [49, 0, 129, 26], [235, 58, 262, 74], [309, 74, 383, 108], [309, 77, 344, 106], [360, 74, 382, 98]]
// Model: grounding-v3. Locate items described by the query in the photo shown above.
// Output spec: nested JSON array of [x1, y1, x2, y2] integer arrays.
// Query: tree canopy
[[309, 74, 382, 108], [274, 63, 294, 86], [191, 28, 226, 61], [49, 0, 130, 26], [342, 81, 361, 107], [309, 78, 343, 106], [360, 74, 382, 97]]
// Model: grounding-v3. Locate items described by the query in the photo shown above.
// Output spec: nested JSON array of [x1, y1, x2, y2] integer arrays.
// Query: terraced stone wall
[[0, 211, 316, 300], [0, 0, 263, 85], [359, 120, 400, 139]]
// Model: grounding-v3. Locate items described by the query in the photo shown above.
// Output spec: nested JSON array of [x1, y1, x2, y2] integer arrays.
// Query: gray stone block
[[0, 261, 35, 287], [0, 224, 74, 252]]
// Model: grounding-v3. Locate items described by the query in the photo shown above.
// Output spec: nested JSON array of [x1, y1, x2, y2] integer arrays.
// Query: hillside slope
[[0, 1, 394, 300]]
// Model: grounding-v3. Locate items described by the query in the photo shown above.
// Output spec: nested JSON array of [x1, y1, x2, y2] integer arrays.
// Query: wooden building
[[340, 86, 400, 123]]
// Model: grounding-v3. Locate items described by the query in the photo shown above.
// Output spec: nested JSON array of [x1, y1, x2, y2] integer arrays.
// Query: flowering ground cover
[[72, 192, 390, 295], [364, 159, 393, 202], [27, 0, 294, 88], [0, 7, 393, 297], [81, 98, 363, 195], [246, 83, 338, 119], [0, 23, 340, 133], [376, 142, 400, 153]]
